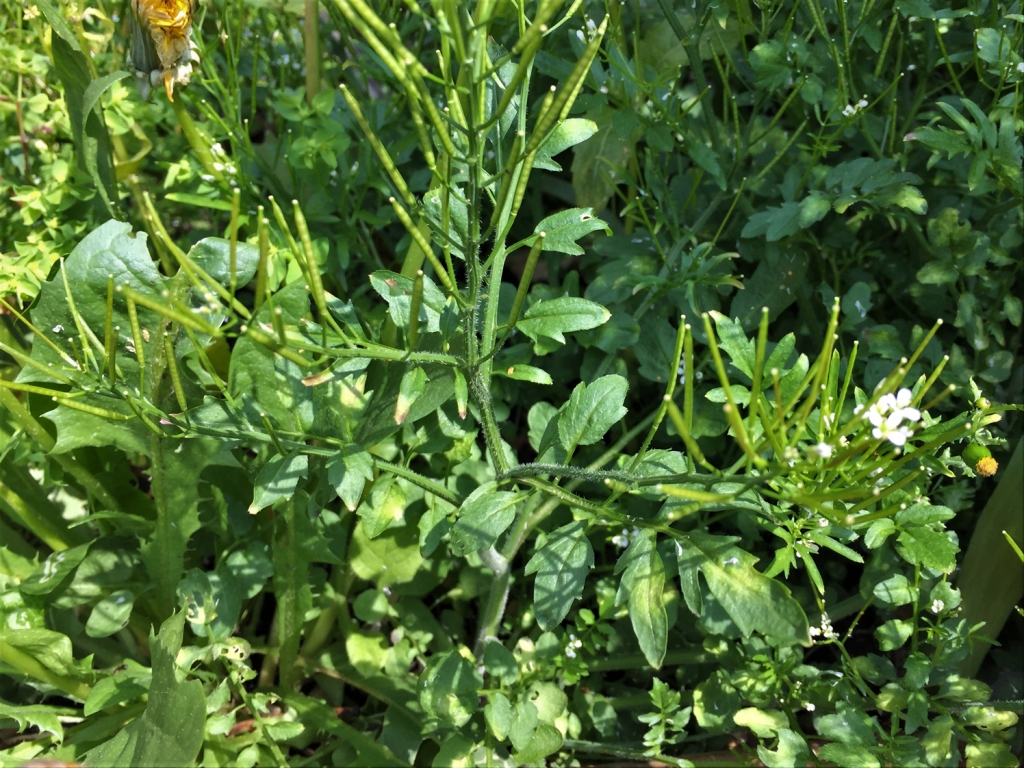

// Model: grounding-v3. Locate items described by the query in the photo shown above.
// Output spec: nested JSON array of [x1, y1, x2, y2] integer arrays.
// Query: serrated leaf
[[370, 270, 447, 332], [450, 485, 520, 556], [83, 611, 205, 767], [358, 475, 407, 539], [248, 452, 308, 514], [534, 118, 599, 171], [485, 692, 513, 740], [517, 296, 611, 343], [532, 208, 610, 255], [525, 520, 594, 630], [395, 366, 428, 424], [677, 531, 810, 646], [818, 743, 881, 768], [558, 374, 628, 451], [757, 729, 809, 768], [326, 444, 375, 511], [896, 526, 958, 573]]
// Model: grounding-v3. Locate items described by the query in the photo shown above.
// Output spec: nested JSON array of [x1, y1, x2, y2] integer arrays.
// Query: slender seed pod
[[0, 341, 73, 384], [268, 196, 302, 259], [702, 313, 741, 414], [122, 395, 165, 433], [0, 380, 81, 397], [106, 327, 119, 385], [340, 86, 417, 207], [748, 307, 770, 433], [666, 398, 715, 471], [506, 233, 545, 334], [489, 131, 524, 230], [683, 323, 694, 432], [486, 33, 542, 132], [406, 92, 436, 171], [665, 315, 687, 398], [56, 397, 132, 421], [292, 200, 328, 316], [229, 187, 241, 298], [272, 306, 287, 347], [243, 325, 312, 367], [389, 198, 457, 295], [164, 333, 188, 413], [408, 270, 424, 350], [122, 287, 214, 335], [724, 403, 766, 467], [123, 289, 146, 373], [255, 211, 269, 313], [524, 19, 607, 156]]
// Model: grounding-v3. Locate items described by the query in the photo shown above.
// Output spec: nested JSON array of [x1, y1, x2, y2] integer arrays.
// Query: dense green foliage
[[1, 0, 1022, 766]]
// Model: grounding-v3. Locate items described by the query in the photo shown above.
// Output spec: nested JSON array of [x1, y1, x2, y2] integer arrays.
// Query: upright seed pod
[[228, 187, 241, 298], [506, 233, 545, 335], [164, 333, 188, 413], [255, 211, 269, 313]]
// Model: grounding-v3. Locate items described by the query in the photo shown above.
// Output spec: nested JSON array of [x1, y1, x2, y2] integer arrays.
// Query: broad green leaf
[[816, 702, 876, 746], [677, 531, 810, 646], [418, 650, 482, 727], [692, 671, 741, 729], [358, 475, 407, 539], [355, 359, 455, 448], [84, 663, 150, 717], [450, 485, 520, 556], [558, 374, 628, 452], [896, 526, 958, 573], [517, 296, 611, 344], [733, 708, 789, 738], [818, 743, 880, 768], [83, 611, 205, 767], [485, 692, 513, 740], [710, 312, 756, 380], [19, 542, 91, 595], [224, 540, 274, 599], [875, 618, 913, 651], [85, 589, 135, 638], [757, 729, 809, 768], [370, 270, 447, 332], [749, 40, 792, 90], [350, 519, 423, 587], [633, 315, 678, 383], [615, 529, 668, 668], [509, 700, 539, 751], [326, 444, 374, 511], [248, 452, 309, 514], [729, 248, 809, 329], [346, 630, 389, 676], [188, 237, 260, 289], [873, 574, 917, 606], [532, 208, 611, 255], [512, 722, 563, 764], [525, 520, 594, 630], [483, 641, 519, 686]]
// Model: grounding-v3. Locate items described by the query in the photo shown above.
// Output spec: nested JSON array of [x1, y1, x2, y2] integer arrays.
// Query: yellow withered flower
[[129, 0, 199, 101]]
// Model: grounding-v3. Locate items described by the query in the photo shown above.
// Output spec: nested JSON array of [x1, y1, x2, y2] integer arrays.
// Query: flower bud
[[962, 444, 998, 477]]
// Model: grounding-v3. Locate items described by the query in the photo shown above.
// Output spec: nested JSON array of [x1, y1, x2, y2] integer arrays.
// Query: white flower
[[51, 324, 63, 333], [842, 104, 856, 117], [1017, 62, 1024, 73], [872, 413, 913, 446], [809, 442, 833, 459], [564, 633, 584, 659], [612, 527, 640, 548], [891, 388, 921, 423], [804, 702, 816, 712], [931, 599, 944, 614]]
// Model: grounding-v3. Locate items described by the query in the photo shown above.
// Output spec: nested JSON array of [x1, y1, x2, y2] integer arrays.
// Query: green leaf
[[728, 248, 809, 329], [0, 699, 74, 744], [418, 650, 482, 727], [558, 374, 628, 451], [872, 574, 917, 606], [896, 526, 958, 573], [163, 192, 236, 211], [816, 702, 876, 746], [733, 708, 789, 738], [370, 270, 447, 331], [326, 444, 374, 511], [757, 729, 809, 768], [875, 618, 913, 651], [450, 484, 520, 556], [85, 589, 135, 638], [525, 520, 594, 630], [346, 630, 389, 676], [532, 208, 611, 255], [188, 237, 261, 289], [350, 519, 424, 587], [818, 744, 881, 768], [19, 542, 91, 595], [248, 452, 309, 514], [633, 315, 678, 383], [83, 665, 150, 717], [572, 106, 636, 212], [512, 722, 563, 764], [534, 118, 600, 172], [485, 692, 513, 740], [483, 641, 519, 686], [517, 296, 611, 344], [616, 529, 668, 668], [285, 692, 407, 767], [677, 531, 810, 646], [83, 611, 205, 767], [358, 475, 407, 539]]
